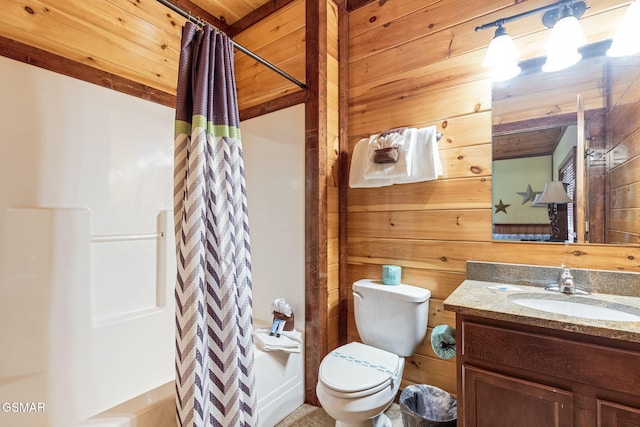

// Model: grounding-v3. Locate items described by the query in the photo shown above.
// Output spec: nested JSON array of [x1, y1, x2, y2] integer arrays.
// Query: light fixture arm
[[475, 0, 587, 32]]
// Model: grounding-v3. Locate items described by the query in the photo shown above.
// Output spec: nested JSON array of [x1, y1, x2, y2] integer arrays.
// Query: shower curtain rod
[[156, 0, 306, 89]]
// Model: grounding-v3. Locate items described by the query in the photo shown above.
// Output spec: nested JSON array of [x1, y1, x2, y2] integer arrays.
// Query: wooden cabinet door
[[598, 400, 640, 427], [463, 365, 573, 427]]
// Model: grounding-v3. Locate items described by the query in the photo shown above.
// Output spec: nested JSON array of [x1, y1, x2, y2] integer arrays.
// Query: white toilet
[[316, 279, 431, 427]]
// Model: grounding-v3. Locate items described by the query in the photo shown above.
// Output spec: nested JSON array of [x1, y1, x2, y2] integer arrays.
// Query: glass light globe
[[607, 0, 640, 57]]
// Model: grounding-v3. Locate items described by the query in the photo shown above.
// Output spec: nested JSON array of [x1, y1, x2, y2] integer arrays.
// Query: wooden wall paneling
[[347, 0, 515, 40], [238, 91, 306, 121], [348, 0, 525, 63], [349, 0, 623, 76], [189, 0, 253, 25], [403, 353, 457, 394], [348, 177, 492, 212], [50, 0, 183, 57], [610, 181, 640, 210], [233, 0, 305, 50], [0, 0, 183, 94], [169, 0, 231, 32], [608, 210, 640, 242], [347, 264, 465, 301], [607, 53, 640, 243], [235, 53, 306, 109], [230, 0, 299, 35], [348, 110, 491, 158], [233, 0, 306, 110], [349, 48, 489, 112], [347, 210, 492, 242], [608, 55, 640, 115], [0, 35, 176, 107], [348, 239, 640, 275], [609, 131, 640, 170], [349, 81, 491, 139], [347, 2, 625, 114], [440, 143, 492, 179], [234, 28, 306, 77], [609, 155, 640, 190]]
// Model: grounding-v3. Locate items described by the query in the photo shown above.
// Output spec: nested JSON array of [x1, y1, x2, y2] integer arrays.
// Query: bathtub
[[77, 319, 304, 427]]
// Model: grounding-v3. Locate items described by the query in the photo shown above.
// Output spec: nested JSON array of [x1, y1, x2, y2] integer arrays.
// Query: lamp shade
[[491, 63, 522, 82], [607, 0, 640, 57], [542, 9, 587, 72], [482, 25, 519, 63], [545, 14, 587, 54], [482, 26, 521, 81], [531, 193, 548, 208], [537, 181, 572, 204], [542, 49, 582, 72]]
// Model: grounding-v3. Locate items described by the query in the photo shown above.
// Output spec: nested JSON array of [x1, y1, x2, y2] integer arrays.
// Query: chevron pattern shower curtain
[[173, 22, 257, 427]]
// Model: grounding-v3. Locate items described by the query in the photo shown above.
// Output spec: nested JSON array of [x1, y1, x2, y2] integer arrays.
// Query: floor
[[275, 403, 404, 426]]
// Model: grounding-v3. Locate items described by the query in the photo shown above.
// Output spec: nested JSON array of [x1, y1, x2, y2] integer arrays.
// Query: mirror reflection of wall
[[491, 40, 640, 245], [492, 126, 578, 242]]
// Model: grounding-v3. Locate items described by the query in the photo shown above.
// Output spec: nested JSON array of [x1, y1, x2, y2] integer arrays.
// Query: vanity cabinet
[[457, 315, 640, 427]]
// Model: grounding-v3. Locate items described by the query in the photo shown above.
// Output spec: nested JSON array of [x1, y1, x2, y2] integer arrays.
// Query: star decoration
[[517, 184, 540, 205], [494, 199, 510, 214]]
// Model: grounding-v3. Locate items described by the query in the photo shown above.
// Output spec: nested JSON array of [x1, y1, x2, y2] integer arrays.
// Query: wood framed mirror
[[491, 40, 640, 244]]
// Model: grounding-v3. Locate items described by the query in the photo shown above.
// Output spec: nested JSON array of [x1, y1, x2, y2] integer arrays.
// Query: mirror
[[491, 40, 640, 244]]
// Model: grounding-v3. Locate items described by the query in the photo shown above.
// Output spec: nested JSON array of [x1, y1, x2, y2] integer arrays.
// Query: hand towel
[[254, 328, 302, 354], [396, 126, 442, 184], [430, 324, 456, 360], [349, 137, 395, 188], [363, 131, 412, 180]]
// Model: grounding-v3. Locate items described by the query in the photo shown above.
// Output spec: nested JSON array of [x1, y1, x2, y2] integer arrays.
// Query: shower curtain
[[173, 22, 257, 427]]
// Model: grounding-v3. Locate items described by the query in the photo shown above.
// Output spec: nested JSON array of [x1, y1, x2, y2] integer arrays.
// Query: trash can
[[399, 385, 457, 427]]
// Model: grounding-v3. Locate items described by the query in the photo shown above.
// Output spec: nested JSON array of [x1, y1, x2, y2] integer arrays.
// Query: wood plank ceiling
[[189, 0, 272, 25], [0, 0, 303, 107]]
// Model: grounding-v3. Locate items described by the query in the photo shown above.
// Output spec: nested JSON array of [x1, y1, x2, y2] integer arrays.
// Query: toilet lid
[[319, 342, 400, 393]]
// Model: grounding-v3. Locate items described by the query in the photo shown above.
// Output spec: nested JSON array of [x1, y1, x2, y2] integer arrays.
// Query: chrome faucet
[[558, 267, 575, 294], [545, 267, 590, 295]]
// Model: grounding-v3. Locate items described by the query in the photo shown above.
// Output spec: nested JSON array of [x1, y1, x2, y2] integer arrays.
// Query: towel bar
[[91, 232, 164, 243]]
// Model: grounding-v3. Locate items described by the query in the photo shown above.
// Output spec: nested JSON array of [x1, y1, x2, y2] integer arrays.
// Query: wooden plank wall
[[347, 0, 640, 396], [0, 0, 306, 114], [607, 54, 640, 244], [233, 0, 306, 110]]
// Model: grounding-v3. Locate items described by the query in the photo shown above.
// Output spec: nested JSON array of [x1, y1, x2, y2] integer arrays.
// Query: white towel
[[349, 137, 395, 188], [254, 328, 302, 354], [395, 126, 442, 183], [349, 126, 442, 188], [363, 131, 412, 180]]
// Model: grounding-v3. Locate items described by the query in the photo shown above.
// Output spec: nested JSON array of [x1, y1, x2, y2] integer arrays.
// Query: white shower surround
[[0, 56, 304, 427]]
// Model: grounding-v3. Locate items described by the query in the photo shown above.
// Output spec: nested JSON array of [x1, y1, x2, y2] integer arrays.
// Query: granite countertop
[[443, 279, 640, 344]]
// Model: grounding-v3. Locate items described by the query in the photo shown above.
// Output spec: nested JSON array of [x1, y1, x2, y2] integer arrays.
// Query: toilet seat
[[319, 342, 400, 398]]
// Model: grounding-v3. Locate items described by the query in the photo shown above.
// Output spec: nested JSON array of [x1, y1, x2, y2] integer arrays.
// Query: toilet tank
[[353, 279, 431, 357]]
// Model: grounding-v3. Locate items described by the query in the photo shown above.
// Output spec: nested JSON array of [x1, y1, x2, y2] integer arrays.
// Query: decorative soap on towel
[[381, 265, 402, 286], [374, 146, 399, 163], [431, 324, 456, 360]]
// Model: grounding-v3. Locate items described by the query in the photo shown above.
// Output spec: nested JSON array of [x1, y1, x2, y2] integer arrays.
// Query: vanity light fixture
[[541, 3, 588, 72], [607, 0, 640, 57], [537, 181, 573, 241], [476, 0, 588, 80], [482, 24, 522, 81]]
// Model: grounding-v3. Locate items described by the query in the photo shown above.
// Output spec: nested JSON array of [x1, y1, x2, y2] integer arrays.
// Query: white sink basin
[[509, 295, 640, 322]]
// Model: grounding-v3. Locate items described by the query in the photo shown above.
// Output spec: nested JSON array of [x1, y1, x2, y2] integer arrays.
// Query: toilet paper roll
[[431, 325, 456, 360], [381, 264, 401, 285]]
